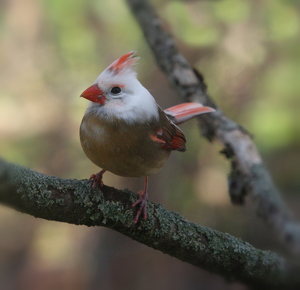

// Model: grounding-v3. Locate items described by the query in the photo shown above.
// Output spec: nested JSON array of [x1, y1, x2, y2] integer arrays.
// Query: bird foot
[[132, 189, 148, 224], [89, 169, 106, 188]]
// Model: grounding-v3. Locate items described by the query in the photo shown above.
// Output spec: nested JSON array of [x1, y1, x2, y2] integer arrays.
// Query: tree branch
[[0, 158, 300, 289], [125, 0, 300, 255]]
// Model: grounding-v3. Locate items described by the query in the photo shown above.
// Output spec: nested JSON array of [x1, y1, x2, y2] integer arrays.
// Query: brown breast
[[80, 112, 171, 178]]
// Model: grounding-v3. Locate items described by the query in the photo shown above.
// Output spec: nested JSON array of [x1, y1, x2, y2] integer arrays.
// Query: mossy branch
[[0, 158, 300, 289]]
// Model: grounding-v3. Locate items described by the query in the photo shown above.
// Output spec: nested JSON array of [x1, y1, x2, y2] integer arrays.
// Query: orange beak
[[80, 84, 106, 105]]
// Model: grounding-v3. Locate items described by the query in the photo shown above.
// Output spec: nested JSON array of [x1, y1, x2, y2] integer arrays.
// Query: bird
[[79, 51, 215, 224]]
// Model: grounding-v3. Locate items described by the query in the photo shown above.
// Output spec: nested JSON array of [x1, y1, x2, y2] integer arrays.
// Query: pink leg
[[131, 176, 148, 224], [89, 169, 106, 188]]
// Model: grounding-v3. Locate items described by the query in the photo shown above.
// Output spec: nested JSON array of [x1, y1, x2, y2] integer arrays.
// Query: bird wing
[[164, 102, 215, 125], [150, 102, 213, 152], [150, 121, 186, 152]]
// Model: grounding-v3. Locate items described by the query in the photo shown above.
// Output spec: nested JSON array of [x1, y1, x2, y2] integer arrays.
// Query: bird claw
[[89, 171, 149, 224], [132, 189, 148, 224], [89, 169, 106, 188]]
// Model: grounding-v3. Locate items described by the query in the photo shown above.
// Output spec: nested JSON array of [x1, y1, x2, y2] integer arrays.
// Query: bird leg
[[89, 169, 106, 188], [132, 176, 148, 224]]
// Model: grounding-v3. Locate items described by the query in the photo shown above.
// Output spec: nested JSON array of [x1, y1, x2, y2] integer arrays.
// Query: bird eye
[[111, 86, 121, 95]]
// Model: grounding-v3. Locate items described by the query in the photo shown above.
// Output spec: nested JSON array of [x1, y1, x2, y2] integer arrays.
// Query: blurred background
[[0, 0, 299, 289]]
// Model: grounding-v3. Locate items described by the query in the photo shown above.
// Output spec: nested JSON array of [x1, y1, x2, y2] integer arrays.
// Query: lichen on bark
[[0, 158, 299, 289]]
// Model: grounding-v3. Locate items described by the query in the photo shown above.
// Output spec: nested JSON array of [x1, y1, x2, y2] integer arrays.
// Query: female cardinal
[[80, 51, 215, 224]]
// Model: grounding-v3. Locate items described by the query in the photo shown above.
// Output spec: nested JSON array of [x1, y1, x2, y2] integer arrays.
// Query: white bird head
[[81, 51, 159, 124]]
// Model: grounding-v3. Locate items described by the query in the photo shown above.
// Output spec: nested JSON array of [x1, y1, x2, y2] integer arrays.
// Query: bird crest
[[106, 51, 139, 76]]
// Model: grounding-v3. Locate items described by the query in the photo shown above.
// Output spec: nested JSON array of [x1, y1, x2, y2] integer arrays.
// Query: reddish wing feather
[[151, 102, 215, 151], [150, 103, 215, 152], [151, 122, 186, 152], [164, 102, 215, 125]]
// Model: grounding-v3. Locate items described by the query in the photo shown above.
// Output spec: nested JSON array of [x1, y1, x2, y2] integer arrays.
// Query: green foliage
[[250, 56, 300, 151], [164, 1, 220, 46], [43, 0, 97, 68], [266, 0, 300, 41], [212, 0, 251, 23]]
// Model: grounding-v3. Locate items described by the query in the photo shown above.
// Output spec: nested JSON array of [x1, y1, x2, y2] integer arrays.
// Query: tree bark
[[0, 158, 299, 289]]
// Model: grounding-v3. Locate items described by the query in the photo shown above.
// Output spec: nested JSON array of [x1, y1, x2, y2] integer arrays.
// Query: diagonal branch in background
[[0, 158, 300, 289], [125, 0, 300, 255]]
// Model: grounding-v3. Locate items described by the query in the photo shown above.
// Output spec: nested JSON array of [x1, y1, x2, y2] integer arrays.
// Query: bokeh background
[[1, 0, 300, 289]]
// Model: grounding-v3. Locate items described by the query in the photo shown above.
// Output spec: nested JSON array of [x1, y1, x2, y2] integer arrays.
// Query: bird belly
[[80, 116, 170, 178]]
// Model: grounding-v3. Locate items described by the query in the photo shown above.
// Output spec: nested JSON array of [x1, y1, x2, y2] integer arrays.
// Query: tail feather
[[164, 103, 215, 125]]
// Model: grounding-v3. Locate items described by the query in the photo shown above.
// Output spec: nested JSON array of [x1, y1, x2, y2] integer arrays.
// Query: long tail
[[164, 103, 215, 125]]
